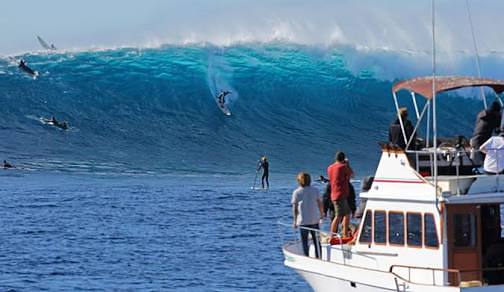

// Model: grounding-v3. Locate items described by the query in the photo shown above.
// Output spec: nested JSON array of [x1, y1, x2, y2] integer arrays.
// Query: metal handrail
[[277, 220, 346, 239], [403, 146, 504, 196], [390, 264, 460, 286], [390, 264, 504, 287], [277, 220, 355, 265]]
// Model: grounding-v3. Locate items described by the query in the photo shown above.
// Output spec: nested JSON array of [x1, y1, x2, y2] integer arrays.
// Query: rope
[[465, 0, 487, 109]]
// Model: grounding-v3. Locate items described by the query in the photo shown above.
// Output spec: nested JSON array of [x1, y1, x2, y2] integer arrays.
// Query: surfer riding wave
[[217, 90, 231, 105]]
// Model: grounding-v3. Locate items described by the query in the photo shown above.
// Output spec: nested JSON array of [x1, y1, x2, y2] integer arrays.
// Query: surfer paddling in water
[[18, 59, 38, 78], [3, 160, 14, 169], [43, 116, 69, 130]]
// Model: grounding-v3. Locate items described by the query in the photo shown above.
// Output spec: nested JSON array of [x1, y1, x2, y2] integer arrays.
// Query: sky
[[1, 0, 504, 55]]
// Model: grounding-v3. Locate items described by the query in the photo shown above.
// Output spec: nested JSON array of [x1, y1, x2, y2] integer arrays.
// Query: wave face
[[0, 44, 489, 175]]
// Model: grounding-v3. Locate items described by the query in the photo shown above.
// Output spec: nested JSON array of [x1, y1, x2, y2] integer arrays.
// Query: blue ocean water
[[0, 173, 314, 291], [0, 44, 491, 290], [0, 172, 309, 291]]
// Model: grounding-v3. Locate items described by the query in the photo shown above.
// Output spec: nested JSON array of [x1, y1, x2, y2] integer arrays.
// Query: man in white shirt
[[479, 131, 504, 174]]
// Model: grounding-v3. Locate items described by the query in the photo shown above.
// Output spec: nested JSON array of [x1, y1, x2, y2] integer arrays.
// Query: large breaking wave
[[0, 44, 499, 175]]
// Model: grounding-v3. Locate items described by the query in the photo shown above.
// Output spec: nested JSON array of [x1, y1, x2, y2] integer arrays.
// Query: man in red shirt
[[327, 152, 354, 238]]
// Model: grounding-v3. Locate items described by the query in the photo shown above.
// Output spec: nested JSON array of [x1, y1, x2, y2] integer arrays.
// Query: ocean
[[0, 43, 491, 290]]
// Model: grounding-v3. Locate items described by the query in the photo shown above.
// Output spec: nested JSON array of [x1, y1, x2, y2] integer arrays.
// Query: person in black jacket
[[470, 101, 502, 161], [258, 156, 269, 189], [389, 107, 416, 149]]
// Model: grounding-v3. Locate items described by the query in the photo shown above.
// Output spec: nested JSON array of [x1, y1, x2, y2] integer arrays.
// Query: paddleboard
[[250, 186, 268, 192], [215, 96, 231, 116]]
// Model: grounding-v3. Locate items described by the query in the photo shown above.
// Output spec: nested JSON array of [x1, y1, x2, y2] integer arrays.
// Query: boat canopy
[[392, 76, 504, 99]]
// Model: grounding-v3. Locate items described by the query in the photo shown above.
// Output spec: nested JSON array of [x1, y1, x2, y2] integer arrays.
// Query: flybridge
[[391, 76, 504, 152], [391, 76, 504, 197]]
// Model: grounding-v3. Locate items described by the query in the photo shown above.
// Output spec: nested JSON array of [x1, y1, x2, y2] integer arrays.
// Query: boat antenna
[[465, 0, 488, 108], [432, 0, 439, 197]]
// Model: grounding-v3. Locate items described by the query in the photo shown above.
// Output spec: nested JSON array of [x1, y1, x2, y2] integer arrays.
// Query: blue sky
[[1, 0, 503, 55]]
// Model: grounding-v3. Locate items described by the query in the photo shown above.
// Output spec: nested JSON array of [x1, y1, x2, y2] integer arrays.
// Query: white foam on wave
[[3, 0, 504, 56]]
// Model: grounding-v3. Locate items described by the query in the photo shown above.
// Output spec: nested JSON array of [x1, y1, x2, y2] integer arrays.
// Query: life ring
[[330, 236, 353, 245]]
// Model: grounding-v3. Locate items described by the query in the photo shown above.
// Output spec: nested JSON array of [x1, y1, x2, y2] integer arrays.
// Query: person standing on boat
[[388, 107, 416, 149], [479, 129, 504, 174], [471, 101, 502, 163], [321, 179, 333, 219], [322, 180, 355, 220], [291, 172, 323, 258], [327, 152, 354, 238], [258, 156, 269, 189]]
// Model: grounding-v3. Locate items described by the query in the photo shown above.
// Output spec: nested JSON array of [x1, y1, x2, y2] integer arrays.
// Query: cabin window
[[389, 212, 404, 245], [374, 211, 386, 244], [424, 213, 439, 248], [407, 213, 422, 247], [359, 210, 372, 243], [454, 213, 476, 247]]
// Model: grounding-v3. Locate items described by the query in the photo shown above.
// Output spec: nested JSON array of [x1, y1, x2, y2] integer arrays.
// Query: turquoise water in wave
[[0, 44, 490, 290], [0, 44, 484, 176]]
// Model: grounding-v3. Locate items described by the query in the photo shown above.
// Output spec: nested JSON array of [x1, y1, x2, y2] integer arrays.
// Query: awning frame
[[391, 76, 504, 151]]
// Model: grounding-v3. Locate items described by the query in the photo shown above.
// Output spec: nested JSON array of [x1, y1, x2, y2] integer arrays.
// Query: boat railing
[[390, 264, 504, 287], [278, 220, 355, 263], [405, 147, 504, 195], [390, 264, 460, 287]]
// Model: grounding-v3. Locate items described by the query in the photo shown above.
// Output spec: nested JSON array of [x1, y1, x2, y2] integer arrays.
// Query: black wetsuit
[[3, 161, 13, 169], [48, 118, 68, 130], [218, 91, 231, 104], [260, 161, 269, 189], [18, 61, 36, 76], [471, 109, 501, 149]]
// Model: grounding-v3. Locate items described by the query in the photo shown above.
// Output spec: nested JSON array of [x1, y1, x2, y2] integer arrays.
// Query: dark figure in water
[[18, 59, 37, 77], [258, 156, 269, 189], [48, 116, 69, 130], [3, 160, 14, 169], [217, 90, 231, 105]]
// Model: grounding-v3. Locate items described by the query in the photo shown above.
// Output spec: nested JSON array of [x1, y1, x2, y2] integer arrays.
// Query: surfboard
[[215, 96, 231, 116], [250, 186, 268, 192], [37, 36, 56, 50], [21, 66, 38, 79], [39, 117, 68, 130]]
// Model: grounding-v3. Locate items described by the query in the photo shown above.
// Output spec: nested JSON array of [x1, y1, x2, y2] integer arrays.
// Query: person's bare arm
[[292, 204, 298, 228], [479, 139, 490, 154], [317, 197, 324, 219]]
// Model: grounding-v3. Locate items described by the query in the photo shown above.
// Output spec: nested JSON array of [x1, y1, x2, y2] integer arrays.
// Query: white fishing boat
[[282, 76, 504, 291]]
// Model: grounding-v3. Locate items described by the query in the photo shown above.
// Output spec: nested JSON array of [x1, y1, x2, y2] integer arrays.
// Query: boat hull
[[283, 242, 504, 292]]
